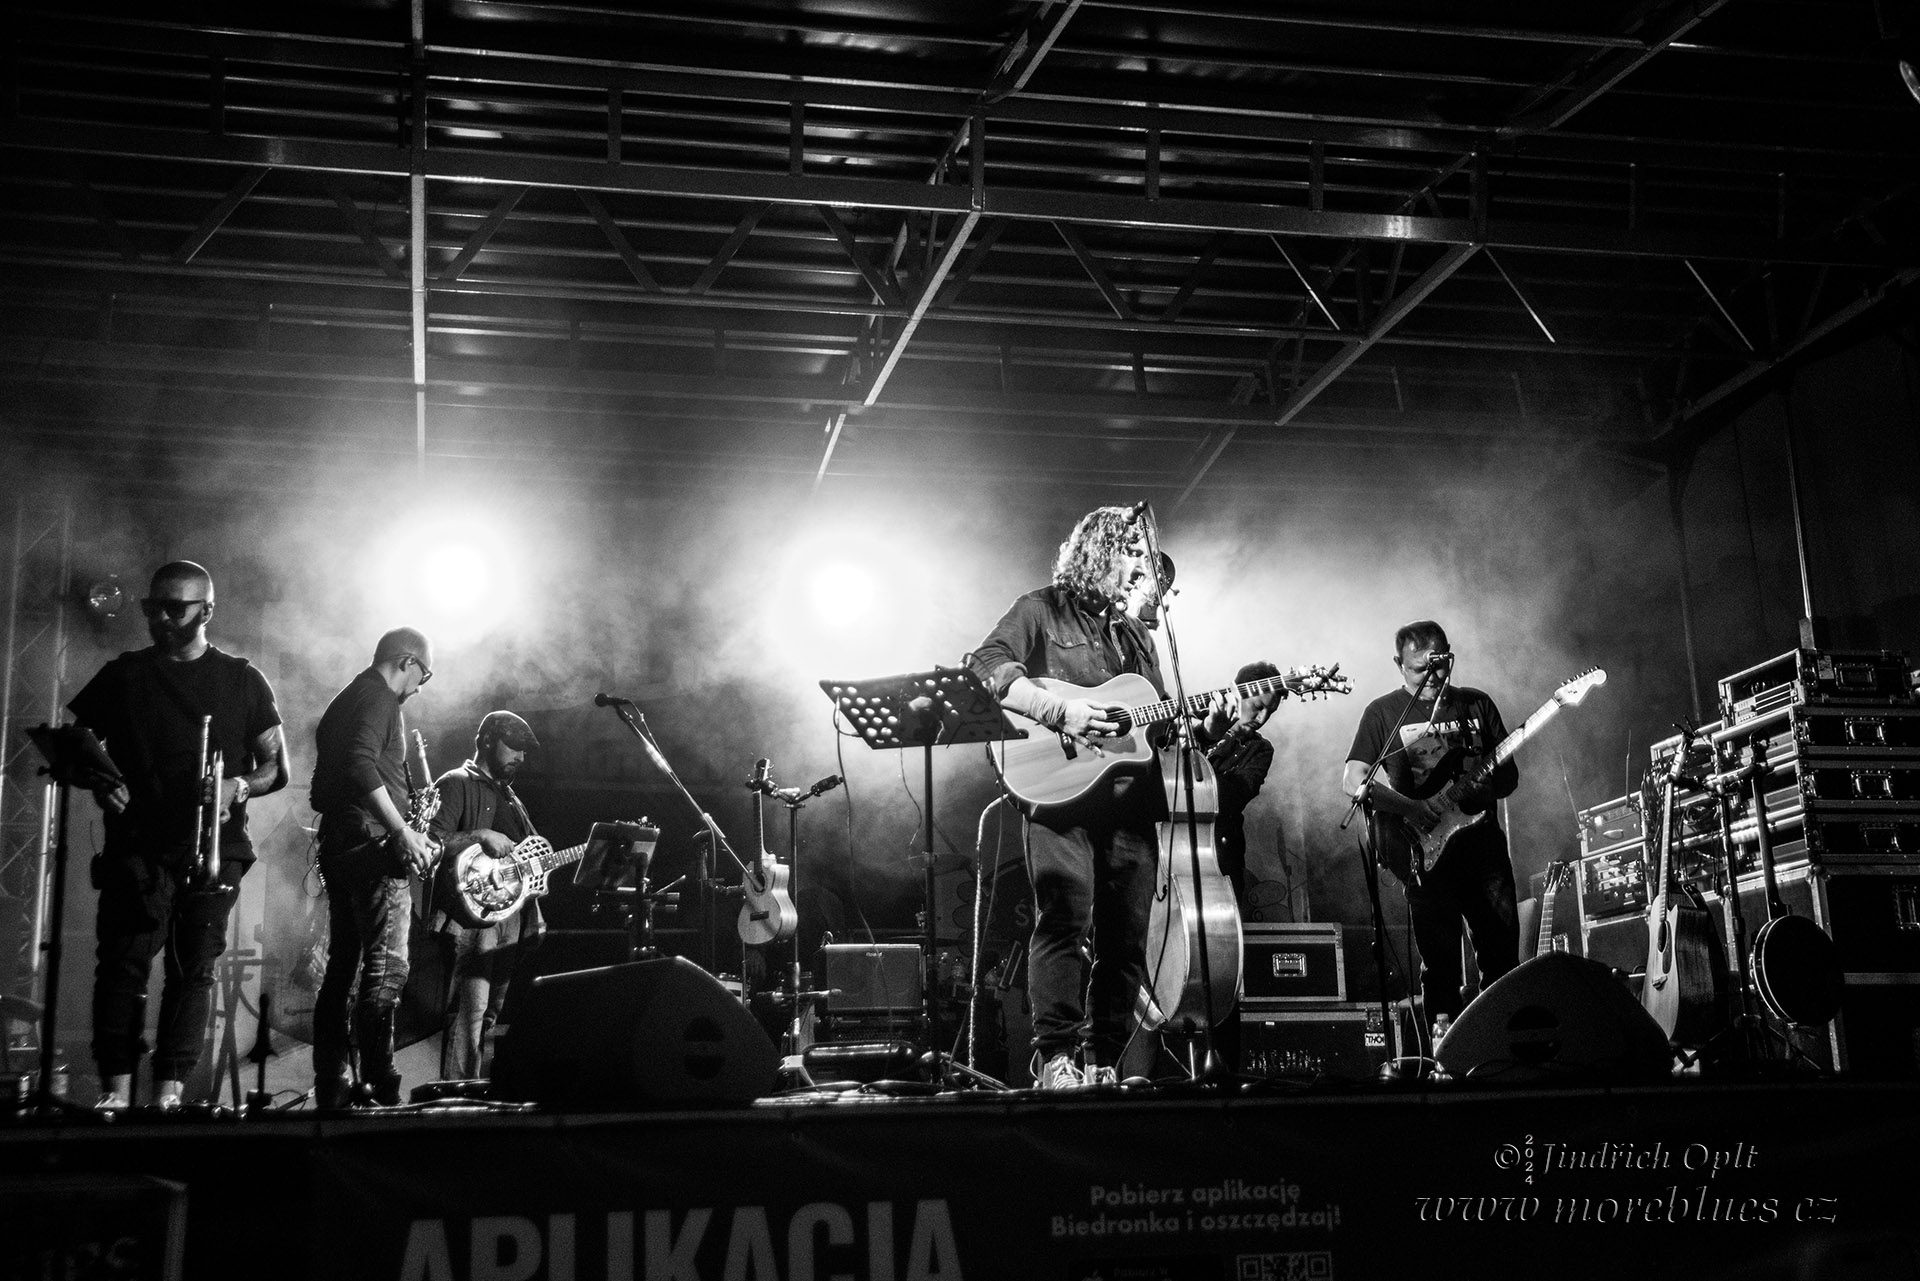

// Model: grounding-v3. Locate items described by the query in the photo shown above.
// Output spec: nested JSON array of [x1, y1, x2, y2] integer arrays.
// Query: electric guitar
[[997, 666, 1350, 814], [438, 820, 659, 929], [1386, 668, 1606, 883]]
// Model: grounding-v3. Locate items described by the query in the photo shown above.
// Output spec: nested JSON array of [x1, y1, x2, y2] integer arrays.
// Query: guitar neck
[[1466, 698, 1563, 786], [527, 840, 588, 873], [1132, 673, 1302, 728]]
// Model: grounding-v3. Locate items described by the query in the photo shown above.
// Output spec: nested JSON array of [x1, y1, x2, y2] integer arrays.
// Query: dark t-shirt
[[68, 645, 282, 863], [1346, 684, 1516, 879]]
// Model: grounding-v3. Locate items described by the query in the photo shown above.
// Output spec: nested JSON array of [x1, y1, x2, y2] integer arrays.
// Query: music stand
[[820, 667, 1023, 1084], [575, 820, 664, 958], [22, 723, 122, 1116]]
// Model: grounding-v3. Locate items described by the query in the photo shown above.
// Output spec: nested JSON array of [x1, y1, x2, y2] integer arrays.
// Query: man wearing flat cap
[[427, 710, 546, 1080]]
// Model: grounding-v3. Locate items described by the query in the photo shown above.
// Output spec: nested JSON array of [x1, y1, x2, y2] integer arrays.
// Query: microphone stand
[[1135, 504, 1224, 1083], [597, 699, 755, 984], [1339, 660, 1448, 1073]]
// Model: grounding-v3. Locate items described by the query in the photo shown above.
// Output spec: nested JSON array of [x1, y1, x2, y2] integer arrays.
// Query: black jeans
[[1405, 825, 1519, 1023], [91, 852, 246, 1080], [1024, 815, 1157, 1067]]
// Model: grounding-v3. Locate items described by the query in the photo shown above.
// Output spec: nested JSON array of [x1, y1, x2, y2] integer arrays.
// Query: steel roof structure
[[3, 0, 1917, 506]]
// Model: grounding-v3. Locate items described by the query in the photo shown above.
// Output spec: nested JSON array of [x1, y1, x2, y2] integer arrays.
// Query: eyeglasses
[[402, 654, 434, 685], [139, 598, 209, 621]]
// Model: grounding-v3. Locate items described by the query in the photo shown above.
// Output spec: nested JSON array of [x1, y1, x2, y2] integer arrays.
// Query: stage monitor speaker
[[491, 957, 778, 1107], [1436, 952, 1672, 1083]]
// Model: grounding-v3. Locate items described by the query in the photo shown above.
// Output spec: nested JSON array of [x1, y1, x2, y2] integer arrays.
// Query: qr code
[[1236, 1252, 1333, 1281]]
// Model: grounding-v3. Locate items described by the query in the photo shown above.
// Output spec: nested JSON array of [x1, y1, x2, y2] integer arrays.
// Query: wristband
[[232, 777, 250, 806]]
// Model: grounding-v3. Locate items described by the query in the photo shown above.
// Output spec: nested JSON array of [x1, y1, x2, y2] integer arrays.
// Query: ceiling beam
[[5, 119, 1903, 269], [1174, 243, 1480, 505]]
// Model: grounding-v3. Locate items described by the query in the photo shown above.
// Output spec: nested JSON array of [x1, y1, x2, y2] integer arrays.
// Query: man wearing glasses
[[68, 561, 289, 1110], [309, 626, 439, 1107]]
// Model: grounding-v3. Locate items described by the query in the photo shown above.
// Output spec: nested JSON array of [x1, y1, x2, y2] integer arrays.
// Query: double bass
[[1135, 741, 1242, 1037]]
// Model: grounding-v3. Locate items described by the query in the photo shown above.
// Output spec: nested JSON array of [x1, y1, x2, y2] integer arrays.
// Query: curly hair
[[1052, 506, 1141, 606]]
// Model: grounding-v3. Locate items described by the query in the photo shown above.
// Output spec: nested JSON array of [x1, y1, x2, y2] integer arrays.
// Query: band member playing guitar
[[970, 505, 1167, 1090], [309, 627, 440, 1108], [1342, 621, 1520, 1045], [427, 710, 546, 1081]]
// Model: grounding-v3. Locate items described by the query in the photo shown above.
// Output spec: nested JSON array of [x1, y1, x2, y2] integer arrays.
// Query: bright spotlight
[[810, 561, 878, 627], [370, 510, 523, 647]]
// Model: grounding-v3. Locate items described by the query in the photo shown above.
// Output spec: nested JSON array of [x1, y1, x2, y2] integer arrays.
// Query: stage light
[[370, 510, 524, 648], [809, 561, 878, 627]]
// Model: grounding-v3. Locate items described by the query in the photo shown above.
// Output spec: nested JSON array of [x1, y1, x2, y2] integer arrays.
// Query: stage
[[3, 1076, 1914, 1281]]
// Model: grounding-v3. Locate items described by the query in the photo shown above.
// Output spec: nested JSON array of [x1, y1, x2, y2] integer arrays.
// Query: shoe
[[1085, 1065, 1119, 1087], [92, 1091, 130, 1112], [1038, 1053, 1085, 1091], [155, 1079, 184, 1112]]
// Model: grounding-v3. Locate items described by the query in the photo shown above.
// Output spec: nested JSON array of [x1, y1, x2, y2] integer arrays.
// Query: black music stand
[[820, 667, 1023, 1086], [576, 820, 665, 958], [21, 723, 122, 1117]]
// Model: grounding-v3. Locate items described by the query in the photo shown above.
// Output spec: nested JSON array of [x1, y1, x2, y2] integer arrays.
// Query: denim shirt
[[970, 583, 1168, 827]]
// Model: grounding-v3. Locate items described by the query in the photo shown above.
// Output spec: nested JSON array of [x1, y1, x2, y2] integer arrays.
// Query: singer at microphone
[[1338, 619, 1522, 1048]]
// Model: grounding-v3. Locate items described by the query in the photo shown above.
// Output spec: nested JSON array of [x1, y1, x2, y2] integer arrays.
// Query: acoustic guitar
[[437, 820, 659, 929], [997, 666, 1349, 815], [1640, 737, 1726, 1045], [739, 781, 797, 946]]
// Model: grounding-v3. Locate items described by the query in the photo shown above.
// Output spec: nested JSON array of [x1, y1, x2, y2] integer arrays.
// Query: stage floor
[[3, 1074, 1914, 1281]]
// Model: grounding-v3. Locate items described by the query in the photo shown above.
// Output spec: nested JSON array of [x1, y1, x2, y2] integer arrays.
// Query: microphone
[[1425, 652, 1454, 669], [1124, 500, 1150, 521], [772, 775, 842, 803], [747, 758, 773, 794], [594, 692, 633, 707]]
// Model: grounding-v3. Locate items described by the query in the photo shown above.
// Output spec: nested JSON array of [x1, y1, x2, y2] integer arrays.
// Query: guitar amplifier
[[1240, 923, 1344, 1007], [1719, 649, 1913, 728], [1238, 1004, 1392, 1082], [822, 943, 922, 1015]]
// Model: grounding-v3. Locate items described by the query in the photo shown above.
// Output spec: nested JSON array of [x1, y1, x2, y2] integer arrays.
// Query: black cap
[[477, 710, 540, 751]]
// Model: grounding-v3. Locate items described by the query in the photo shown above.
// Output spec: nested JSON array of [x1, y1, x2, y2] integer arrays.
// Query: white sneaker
[[1085, 1065, 1119, 1087], [1038, 1053, 1085, 1091], [92, 1091, 130, 1112]]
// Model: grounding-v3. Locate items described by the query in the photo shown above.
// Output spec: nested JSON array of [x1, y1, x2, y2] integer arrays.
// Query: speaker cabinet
[[1437, 952, 1672, 1083], [491, 957, 777, 1107]]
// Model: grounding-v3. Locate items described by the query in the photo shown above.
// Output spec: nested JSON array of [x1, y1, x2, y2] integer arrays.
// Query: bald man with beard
[[69, 561, 289, 1110], [309, 627, 439, 1108]]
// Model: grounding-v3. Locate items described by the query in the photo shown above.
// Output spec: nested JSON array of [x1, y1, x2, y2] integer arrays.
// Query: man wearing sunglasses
[[67, 561, 289, 1110], [309, 626, 439, 1108]]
